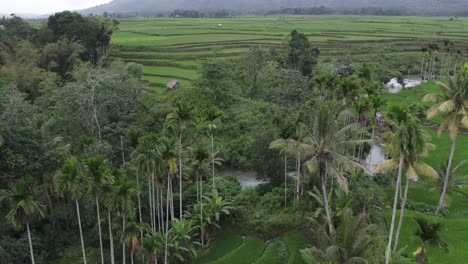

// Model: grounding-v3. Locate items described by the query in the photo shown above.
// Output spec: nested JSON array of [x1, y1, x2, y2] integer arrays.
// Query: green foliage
[[208, 236, 264, 264], [414, 215, 447, 250], [253, 238, 288, 264], [301, 208, 378, 264]]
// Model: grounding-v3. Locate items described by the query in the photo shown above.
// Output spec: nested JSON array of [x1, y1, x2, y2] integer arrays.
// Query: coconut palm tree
[[54, 156, 89, 264], [83, 155, 112, 264], [0, 176, 46, 264], [300, 208, 376, 264], [423, 71, 468, 215], [275, 103, 370, 234], [377, 106, 437, 263], [107, 172, 138, 264], [167, 101, 194, 220], [429, 160, 468, 198]]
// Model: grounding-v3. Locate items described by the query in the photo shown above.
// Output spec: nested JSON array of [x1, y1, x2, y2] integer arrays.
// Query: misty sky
[[2, 0, 111, 15]]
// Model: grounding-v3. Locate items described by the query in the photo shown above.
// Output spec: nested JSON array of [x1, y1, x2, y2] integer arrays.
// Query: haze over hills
[[81, 0, 468, 16]]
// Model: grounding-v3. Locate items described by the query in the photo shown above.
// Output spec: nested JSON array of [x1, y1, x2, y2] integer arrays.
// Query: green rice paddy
[[112, 16, 468, 89]]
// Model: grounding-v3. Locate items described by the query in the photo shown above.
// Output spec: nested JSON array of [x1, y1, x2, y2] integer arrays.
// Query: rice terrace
[[3, 1, 468, 263], [111, 16, 468, 89]]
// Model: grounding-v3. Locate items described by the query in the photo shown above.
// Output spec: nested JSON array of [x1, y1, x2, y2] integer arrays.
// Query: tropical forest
[[1, 1, 468, 264]]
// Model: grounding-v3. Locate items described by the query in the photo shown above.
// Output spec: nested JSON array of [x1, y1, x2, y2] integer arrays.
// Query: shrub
[[414, 215, 448, 251]]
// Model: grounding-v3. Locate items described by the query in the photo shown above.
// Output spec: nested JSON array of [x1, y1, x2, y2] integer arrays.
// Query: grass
[[253, 239, 288, 264], [388, 210, 468, 264], [207, 236, 265, 264], [284, 232, 309, 264], [193, 228, 243, 264]]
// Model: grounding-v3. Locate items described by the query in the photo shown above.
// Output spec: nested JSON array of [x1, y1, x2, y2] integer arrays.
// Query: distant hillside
[[81, 0, 468, 16]]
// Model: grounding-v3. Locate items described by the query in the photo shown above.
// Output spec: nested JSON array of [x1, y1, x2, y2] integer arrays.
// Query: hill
[[81, 0, 468, 16]]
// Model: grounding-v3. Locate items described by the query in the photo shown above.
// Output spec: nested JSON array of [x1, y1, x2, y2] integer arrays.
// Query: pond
[[217, 168, 267, 190], [364, 144, 387, 174], [386, 76, 424, 93]]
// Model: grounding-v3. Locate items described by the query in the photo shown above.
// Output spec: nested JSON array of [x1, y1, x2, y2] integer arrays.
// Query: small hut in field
[[167, 80, 180, 90]]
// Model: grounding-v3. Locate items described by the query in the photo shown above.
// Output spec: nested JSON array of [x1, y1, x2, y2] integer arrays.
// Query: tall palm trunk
[[108, 209, 115, 264], [136, 172, 143, 239], [164, 175, 170, 264], [200, 176, 204, 250], [393, 174, 410, 253], [152, 172, 157, 231], [75, 199, 87, 264], [148, 175, 154, 231], [435, 138, 457, 215], [179, 132, 183, 220], [122, 215, 126, 264], [320, 161, 334, 234], [297, 153, 301, 201], [211, 132, 215, 188], [385, 154, 404, 264], [95, 195, 104, 264], [156, 183, 161, 231], [26, 223, 36, 264], [284, 153, 287, 207]]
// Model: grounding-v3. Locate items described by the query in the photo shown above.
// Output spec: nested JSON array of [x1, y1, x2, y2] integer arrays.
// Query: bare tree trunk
[[200, 175, 205, 250], [152, 172, 157, 231], [95, 195, 104, 264], [148, 175, 154, 231], [297, 153, 301, 201], [122, 215, 126, 264], [179, 132, 183, 220], [385, 154, 404, 264], [156, 183, 161, 231], [164, 175, 170, 264], [284, 153, 287, 207], [320, 162, 334, 234], [27, 223, 36, 264], [76, 199, 87, 264], [211, 133, 215, 189], [108, 209, 115, 264], [393, 175, 410, 253], [136, 172, 143, 239], [436, 138, 457, 215], [120, 135, 126, 164]]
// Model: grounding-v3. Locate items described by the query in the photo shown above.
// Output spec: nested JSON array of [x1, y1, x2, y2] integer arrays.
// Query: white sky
[[1, 0, 111, 15]]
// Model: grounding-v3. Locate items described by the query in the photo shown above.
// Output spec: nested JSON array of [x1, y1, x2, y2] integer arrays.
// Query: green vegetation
[[1, 12, 468, 264], [112, 16, 468, 87]]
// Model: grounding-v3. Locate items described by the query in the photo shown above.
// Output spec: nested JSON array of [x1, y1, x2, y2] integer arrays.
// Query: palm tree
[[83, 155, 112, 264], [300, 208, 376, 264], [107, 173, 138, 264], [169, 219, 199, 262], [205, 107, 222, 188], [167, 101, 194, 220], [121, 220, 151, 264], [275, 103, 369, 234], [132, 134, 160, 231], [140, 231, 166, 264], [377, 106, 437, 263], [423, 72, 468, 215], [54, 157, 89, 264], [429, 160, 468, 198], [0, 176, 46, 264], [157, 137, 179, 263], [270, 138, 305, 203]]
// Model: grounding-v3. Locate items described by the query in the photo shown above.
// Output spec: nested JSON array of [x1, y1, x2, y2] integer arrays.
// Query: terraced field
[[111, 16, 468, 89], [193, 228, 308, 264]]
